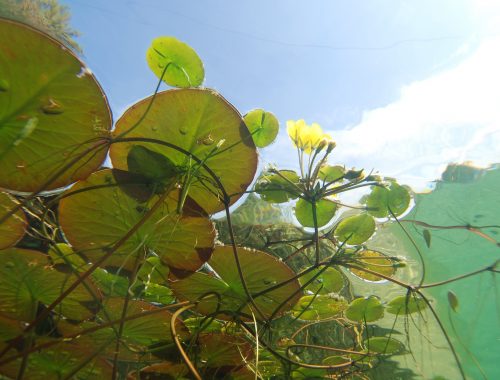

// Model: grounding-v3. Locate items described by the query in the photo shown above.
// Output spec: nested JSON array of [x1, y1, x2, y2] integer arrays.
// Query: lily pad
[[0, 343, 113, 380], [386, 294, 427, 315], [344, 296, 384, 323], [0, 19, 111, 192], [243, 109, 279, 148], [292, 294, 348, 321], [366, 181, 410, 218], [0, 248, 99, 321], [294, 198, 337, 228], [138, 362, 190, 379], [58, 169, 215, 273], [349, 250, 396, 282], [334, 213, 376, 245], [110, 88, 257, 214], [198, 333, 253, 368], [299, 267, 344, 295], [255, 170, 301, 203], [171, 246, 302, 321], [146, 36, 204, 88], [364, 337, 405, 355], [318, 165, 345, 183], [0, 192, 26, 249]]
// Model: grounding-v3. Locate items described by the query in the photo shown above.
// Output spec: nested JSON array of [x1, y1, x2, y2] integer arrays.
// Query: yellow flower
[[286, 120, 334, 154]]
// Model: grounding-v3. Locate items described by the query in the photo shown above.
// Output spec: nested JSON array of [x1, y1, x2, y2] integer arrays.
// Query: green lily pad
[[294, 197, 337, 228], [127, 145, 181, 184], [366, 181, 411, 218], [345, 296, 384, 323], [110, 88, 257, 214], [138, 362, 190, 380], [147, 36, 204, 88], [243, 109, 279, 148], [349, 250, 396, 282], [171, 246, 302, 321], [386, 295, 427, 315], [255, 170, 301, 203], [0, 19, 111, 192], [364, 337, 405, 355], [334, 213, 376, 245], [198, 333, 253, 368], [0, 248, 99, 321], [0, 192, 26, 249], [292, 294, 348, 321], [299, 267, 344, 295], [58, 169, 215, 273], [61, 298, 189, 362], [318, 165, 345, 183], [0, 343, 113, 380]]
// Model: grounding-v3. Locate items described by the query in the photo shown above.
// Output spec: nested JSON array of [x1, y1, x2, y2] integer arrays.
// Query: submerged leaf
[[364, 337, 405, 355], [292, 294, 348, 321], [334, 213, 376, 245], [448, 290, 459, 313], [345, 296, 384, 323], [423, 229, 432, 248], [386, 295, 427, 315]]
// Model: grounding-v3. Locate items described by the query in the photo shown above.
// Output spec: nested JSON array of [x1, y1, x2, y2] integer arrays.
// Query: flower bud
[[326, 140, 336, 153]]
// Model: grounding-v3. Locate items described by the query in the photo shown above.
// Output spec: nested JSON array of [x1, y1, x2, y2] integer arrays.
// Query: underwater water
[[1, 1, 499, 379], [394, 164, 500, 379]]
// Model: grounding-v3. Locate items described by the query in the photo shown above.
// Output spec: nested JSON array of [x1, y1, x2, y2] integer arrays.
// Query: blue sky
[[63, 0, 500, 189]]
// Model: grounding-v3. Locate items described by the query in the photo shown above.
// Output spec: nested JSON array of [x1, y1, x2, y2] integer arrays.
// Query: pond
[[0, 1, 498, 379]]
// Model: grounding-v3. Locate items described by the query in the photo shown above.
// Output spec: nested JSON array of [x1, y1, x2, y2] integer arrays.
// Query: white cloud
[[327, 35, 500, 189]]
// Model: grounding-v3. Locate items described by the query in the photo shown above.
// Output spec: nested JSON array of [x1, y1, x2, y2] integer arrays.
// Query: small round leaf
[[295, 198, 337, 228], [334, 213, 376, 245], [243, 109, 279, 148], [146, 36, 204, 88], [345, 296, 384, 323]]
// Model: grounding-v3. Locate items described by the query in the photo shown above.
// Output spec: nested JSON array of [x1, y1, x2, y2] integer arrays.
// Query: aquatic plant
[[0, 18, 498, 379]]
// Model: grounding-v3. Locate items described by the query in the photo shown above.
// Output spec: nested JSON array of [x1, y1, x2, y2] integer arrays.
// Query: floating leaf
[[61, 298, 189, 362], [364, 337, 405, 355], [0, 192, 26, 249], [0, 248, 99, 321], [423, 229, 432, 248], [58, 169, 215, 272], [255, 170, 301, 203], [349, 250, 395, 282], [334, 213, 376, 245], [295, 198, 337, 228], [448, 291, 459, 313], [198, 333, 253, 368], [146, 36, 204, 88], [171, 246, 302, 321], [138, 362, 190, 379], [386, 295, 427, 315], [345, 296, 384, 323], [366, 182, 410, 218], [299, 267, 344, 295], [0, 342, 113, 380], [0, 19, 111, 192], [127, 145, 181, 183], [110, 89, 257, 214], [243, 109, 279, 148], [318, 165, 345, 183], [292, 294, 348, 321]]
